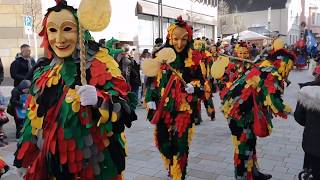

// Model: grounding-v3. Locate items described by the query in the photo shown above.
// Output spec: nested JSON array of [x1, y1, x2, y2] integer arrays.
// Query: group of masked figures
[[0, 0, 296, 180]]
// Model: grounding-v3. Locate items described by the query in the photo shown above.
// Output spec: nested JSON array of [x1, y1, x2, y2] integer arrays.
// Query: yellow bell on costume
[[141, 59, 161, 77], [211, 56, 230, 79], [273, 38, 284, 51], [154, 48, 176, 64], [77, 0, 111, 31]]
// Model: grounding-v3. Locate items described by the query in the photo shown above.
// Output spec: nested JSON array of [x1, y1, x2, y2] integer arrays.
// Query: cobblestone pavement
[[0, 69, 314, 180]]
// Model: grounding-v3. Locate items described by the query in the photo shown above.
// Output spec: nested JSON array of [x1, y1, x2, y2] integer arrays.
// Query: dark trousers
[[304, 153, 320, 179], [14, 117, 24, 138]]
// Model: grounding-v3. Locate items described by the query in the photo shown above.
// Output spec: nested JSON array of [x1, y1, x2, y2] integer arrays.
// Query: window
[[312, 12, 316, 25], [317, 13, 320, 25], [205, 25, 213, 39], [138, 15, 154, 51]]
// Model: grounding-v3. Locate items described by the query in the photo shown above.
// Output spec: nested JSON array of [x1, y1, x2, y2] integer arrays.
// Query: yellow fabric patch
[[97, 108, 110, 126], [95, 49, 122, 77]]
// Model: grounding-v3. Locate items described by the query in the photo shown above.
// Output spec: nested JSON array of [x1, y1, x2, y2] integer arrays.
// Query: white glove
[[185, 83, 194, 94], [147, 101, 156, 110], [76, 85, 98, 106]]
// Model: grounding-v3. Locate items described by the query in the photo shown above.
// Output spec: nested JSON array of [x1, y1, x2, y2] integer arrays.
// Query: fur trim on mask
[[297, 86, 320, 111]]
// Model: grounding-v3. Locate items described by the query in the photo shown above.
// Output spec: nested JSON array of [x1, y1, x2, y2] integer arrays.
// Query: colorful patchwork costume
[[194, 39, 216, 122], [0, 156, 9, 178], [145, 17, 205, 180], [218, 42, 295, 179], [13, 0, 136, 179]]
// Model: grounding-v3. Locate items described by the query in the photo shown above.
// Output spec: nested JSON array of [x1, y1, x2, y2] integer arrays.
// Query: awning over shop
[[136, 0, 217, 26], [223, 30, 271, 41]]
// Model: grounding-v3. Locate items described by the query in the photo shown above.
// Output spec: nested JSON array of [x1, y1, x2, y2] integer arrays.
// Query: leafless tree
[[23, 0, 42, 33], [218, 0, 230, 37]]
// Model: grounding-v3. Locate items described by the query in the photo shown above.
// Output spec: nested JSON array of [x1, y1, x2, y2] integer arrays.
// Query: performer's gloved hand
[[76, 85, 98, 106], [146, 101, 157, 110], [185, 83, 194, 94]]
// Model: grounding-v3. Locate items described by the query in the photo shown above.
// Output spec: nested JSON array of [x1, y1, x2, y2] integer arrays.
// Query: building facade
[[219, 0, 302, 45], [300, 0, 320, 40], [0, 0, 42, 77], [43, 0, 218, 53]]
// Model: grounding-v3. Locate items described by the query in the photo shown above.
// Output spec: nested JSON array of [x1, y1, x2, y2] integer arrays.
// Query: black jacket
[[294, 83, 320, 157], [26, 57, 51, 81], [10, 55, 35, 87]]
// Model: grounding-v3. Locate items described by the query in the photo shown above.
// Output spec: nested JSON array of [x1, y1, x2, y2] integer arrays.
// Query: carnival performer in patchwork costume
[[194, 39, 216, 121], [143, 17, 204, 180], [13, 0, 137, 179], [215, 43, 252, 100], [216, 39, 295, 180]]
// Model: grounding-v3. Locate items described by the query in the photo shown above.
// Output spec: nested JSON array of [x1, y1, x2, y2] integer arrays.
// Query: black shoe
[[211, 113, 216, 121], [254, 171, 272, 180], [16, 132, 20, 139]]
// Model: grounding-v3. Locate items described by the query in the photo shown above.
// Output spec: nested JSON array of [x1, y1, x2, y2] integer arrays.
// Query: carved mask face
[[172, 26, 188, 53], [46, 9, 78, 58], [194, 40, 204, 51], [237, 46, 249, 59]]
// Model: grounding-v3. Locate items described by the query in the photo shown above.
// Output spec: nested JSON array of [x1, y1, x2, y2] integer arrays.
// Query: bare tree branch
[[23, 0, 42, 33], [218, 0, 230, 37]]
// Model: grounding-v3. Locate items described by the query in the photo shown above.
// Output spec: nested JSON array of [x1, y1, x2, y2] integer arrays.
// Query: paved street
[[0, 69, 314, 180]]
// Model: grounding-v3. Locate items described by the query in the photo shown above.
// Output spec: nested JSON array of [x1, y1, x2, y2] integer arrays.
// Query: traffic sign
[[23, 16, 33, 35]]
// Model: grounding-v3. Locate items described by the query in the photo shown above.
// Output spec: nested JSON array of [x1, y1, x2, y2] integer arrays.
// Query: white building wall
[[222, 0, 302, 45], [42, 0, 139, 42], [286, 0, 303, 44], [223, 9, 288, 36], [41, 0, 217, 51]]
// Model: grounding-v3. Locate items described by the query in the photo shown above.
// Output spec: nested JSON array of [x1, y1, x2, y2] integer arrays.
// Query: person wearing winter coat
[[9, 80, 31, 138], [10, 44, 35, 87], [294, 81, 320, 179]]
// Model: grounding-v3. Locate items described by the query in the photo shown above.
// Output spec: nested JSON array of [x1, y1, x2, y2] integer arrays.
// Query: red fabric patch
[[175, 112, 190, 137], [245, 68, 261, 81], [111, 77, 130, 96], [89, 60, 112, 86], [265, 73, 276, 93]]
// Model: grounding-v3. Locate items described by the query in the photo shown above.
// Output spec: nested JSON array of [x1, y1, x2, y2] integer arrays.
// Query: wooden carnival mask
[[172, 27, 189, 53], [194, 39, 204, 51], [236, 46, 249, 59], [46, 9, 78, 58]]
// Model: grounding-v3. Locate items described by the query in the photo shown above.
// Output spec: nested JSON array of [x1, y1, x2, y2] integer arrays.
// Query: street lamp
[[158, 0, 163, 39]]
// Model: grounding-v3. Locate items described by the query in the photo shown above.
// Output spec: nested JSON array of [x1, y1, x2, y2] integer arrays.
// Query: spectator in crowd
[[216, 38, 222, 47], [0, 90, 9, 147], [139, 49, 152, 102], [8, 80, 31, 138], [139, 49, 151, 65], [152, 38, 163, 55], [294, 80, 320, 179], [117, 44, 132, 80], [117, 45, 141, 99], [10, 44, 35, 87], [0, 58, 3, 85], [251, 44, 259, 59], [129, 49, 142, 100], [230, 35, 237, 45]]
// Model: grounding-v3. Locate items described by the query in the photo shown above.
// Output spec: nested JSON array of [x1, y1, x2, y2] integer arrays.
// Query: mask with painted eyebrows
[[46, 9, 78, 58]]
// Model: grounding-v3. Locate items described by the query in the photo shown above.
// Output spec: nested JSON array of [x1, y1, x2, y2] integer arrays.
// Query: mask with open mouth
[[46, 9, 78, 58]]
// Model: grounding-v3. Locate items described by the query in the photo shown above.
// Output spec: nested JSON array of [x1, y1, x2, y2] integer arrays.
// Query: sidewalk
[[0, 70, 311, 180]]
